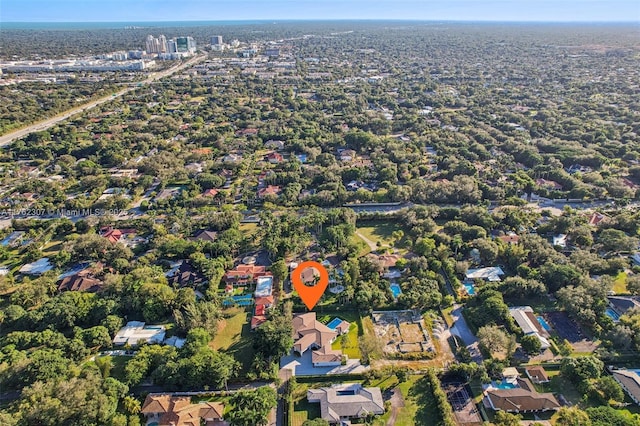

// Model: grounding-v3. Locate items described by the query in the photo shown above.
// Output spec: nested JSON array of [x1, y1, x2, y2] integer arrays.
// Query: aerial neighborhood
[[0, 16, 639, 426]]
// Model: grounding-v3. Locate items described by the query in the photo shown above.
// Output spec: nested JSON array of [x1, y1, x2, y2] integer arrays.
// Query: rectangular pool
[[326, 317, 343, 330], [493, 381, 517, 390], [390, 283, 402, 298], [537, 316, 551, 331], [605, 308, 621, 322]]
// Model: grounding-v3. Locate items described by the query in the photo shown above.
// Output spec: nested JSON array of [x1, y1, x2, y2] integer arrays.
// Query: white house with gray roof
[[307, 383, 384, 424]]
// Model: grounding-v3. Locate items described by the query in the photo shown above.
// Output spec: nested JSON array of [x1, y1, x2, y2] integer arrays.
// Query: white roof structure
[[553, 234, 567, 248], [307, 383, 384, 423], [113, 321, 166, 346], [19, 257, 53, 275], [509, 307, 550, 350], [466, 266, 505, 282]]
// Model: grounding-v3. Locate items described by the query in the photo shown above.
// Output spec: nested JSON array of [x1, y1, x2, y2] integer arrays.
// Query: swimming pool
[[326, 317, 343, 330], [390, 283, 402, 298], [493, 381, 517, 390], [223, 295, 254, 307], [464, 283, 476, 296], [537, 316, 551, 331], [605, 308, 621, 322]]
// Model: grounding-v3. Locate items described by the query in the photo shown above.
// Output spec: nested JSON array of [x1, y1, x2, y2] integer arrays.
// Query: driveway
[[449, 305, 483, 363], [280, 350, 369, 376]]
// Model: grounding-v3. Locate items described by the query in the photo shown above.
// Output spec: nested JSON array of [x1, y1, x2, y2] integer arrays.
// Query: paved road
[[449, 305, 483, 363], [0, 54, 206, 147]]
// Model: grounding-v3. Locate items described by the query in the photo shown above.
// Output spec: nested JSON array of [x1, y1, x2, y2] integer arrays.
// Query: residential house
[[610, 369, 640, 405], [608, 296, 640, 316], [588, 212, 608, 227], [100, 226, 137, 244], [266, 152, 284, 164], [224, 264, 270, 285], [58, 268, 104, 292], [292, 312, 343, 367], [509, 307, 550, 350], [307, 384, 384, 424], [190, 230, 218, 242], [466, 266, 505, 282], [484, 377, 560, 413], [535, 178, 563, 191], [141, 394, 225, 426], [498, 233, 520, 245], [257, 185, 281, 198], [251, 295, 274, 330], [19, 258, 54, 276], [170, 262, 207, 288], [366, 253, 401, 271], [525, 366, 550, 384], [113, 321, 166, 346], [202, 188, 219, 197], [338, 149, 357, 162], [264, 140, 285, 150]]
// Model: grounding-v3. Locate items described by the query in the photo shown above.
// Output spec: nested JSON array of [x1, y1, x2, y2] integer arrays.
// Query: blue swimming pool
[[605, 308, 621, 322], [464, 283, 476, 296], [326, 318, 343, 330], [493, 381, 517, 390], [390, 283, 402, 298], [223, 295, 254, 307], [537, 316, 551, 331]]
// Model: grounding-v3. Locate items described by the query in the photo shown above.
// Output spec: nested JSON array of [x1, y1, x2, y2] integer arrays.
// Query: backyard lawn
[[317, 311, 363, 360], [373, 374, 442, 426], [210, 307, 255, 374], [356, 221, 407, 250], [612, 271, 628, 294]]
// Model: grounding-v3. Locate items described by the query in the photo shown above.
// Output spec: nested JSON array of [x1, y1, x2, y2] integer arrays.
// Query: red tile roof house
[[266, 152, 284, 164], [202, 188, 219, 197], [257, 185, 281, 198], [99, 226, 137, 244], [224, 265, 271, 286], [141, 394, 225, 426], [251, 296, 275, 330]]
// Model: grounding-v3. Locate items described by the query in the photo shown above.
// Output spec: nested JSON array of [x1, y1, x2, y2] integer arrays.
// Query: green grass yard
[[356, 221, 407, 250], [374, 375, 442, 426], [613, 271, 628, 294], [210, 307, 255, 375]]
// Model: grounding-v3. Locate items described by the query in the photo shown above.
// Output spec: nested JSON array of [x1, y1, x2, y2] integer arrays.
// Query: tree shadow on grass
[[408, 376, 441, 426], [225, 321, 255, 375]]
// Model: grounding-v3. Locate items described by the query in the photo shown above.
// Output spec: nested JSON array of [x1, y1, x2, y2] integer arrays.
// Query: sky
[[1, 0, 639, 23]]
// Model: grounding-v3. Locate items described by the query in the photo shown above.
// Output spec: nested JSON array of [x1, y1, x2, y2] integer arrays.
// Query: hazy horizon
[[2, 0, 639, 23]]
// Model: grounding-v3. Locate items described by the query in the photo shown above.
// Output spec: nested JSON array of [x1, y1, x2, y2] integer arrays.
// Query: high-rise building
[[145, 35, 156, 54], [145, 35, 169, 54], [158, 35, 167, 53], [211, 35, 223, 45], [176, 36, 196, 53], [166, 40, 177, 54]]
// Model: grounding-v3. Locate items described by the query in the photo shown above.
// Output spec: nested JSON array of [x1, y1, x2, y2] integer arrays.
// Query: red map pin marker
[[291, 261, 329, 310]]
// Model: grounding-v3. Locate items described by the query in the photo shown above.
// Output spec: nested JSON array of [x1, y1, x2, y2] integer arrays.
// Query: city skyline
[[2, 0, 639, 23]]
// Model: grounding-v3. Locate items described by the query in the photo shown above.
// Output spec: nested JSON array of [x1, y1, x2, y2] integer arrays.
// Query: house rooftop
[[113, 321, 166, 346], [466, 266, 505, 282], [307, 383, 384, 424]]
